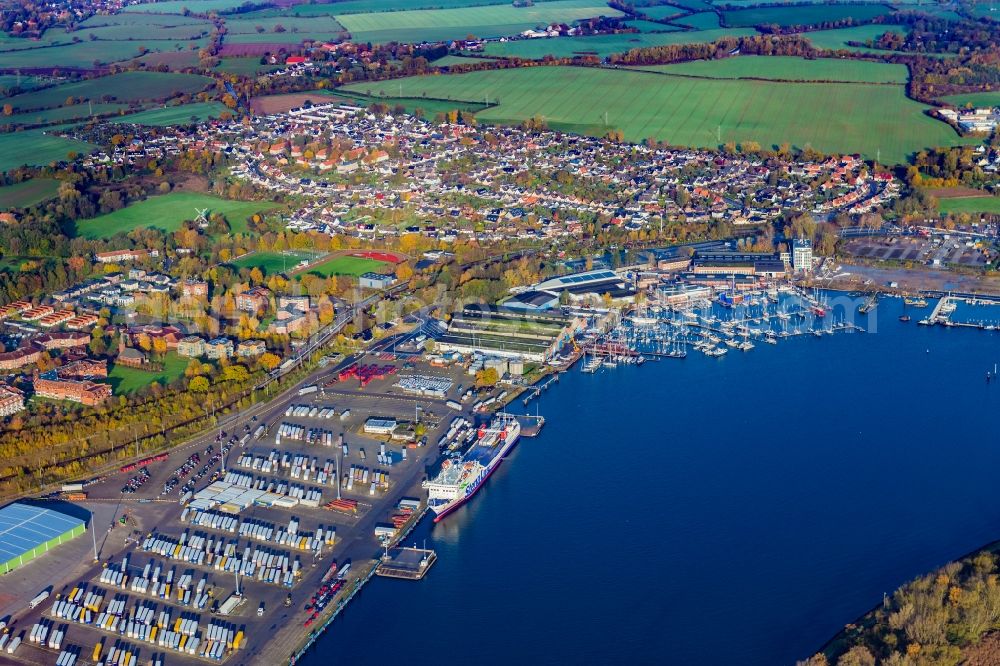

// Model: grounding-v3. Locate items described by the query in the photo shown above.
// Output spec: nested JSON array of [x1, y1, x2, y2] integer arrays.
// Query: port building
[[0, 501, 87, 575], [435, 305, 585, 362], [504, 269, 637, 311]]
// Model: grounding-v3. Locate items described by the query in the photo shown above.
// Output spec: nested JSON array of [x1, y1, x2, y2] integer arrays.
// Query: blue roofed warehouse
[[0, 501, 87, 575]]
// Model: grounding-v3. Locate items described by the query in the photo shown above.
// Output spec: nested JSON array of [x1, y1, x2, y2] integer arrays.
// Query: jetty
[[376, 546, 437, 580]]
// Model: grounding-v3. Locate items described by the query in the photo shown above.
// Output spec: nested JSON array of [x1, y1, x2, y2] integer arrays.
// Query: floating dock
[[376, 547, 437, 580]]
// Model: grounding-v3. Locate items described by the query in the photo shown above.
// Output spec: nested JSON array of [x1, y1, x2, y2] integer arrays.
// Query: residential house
[[177, 335, 207, 358], [237, 340, 266, 357], [205, 337, 234, 360]]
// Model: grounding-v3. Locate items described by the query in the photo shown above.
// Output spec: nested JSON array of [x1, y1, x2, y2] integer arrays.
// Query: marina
[[579, 286, 865, 370], [297, 294, 1000, 666], [918, 293, 1000, 330]]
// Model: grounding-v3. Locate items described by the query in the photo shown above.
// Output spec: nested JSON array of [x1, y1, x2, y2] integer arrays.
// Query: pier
[[522, 374, 559, 406], [375, 546, 437, 580]]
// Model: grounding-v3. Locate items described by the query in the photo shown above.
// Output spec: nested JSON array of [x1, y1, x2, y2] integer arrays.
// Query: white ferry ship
[[423, 414, 521, 522]]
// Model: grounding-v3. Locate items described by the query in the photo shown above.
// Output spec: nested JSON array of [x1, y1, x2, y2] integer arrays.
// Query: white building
[[792, 239, 813, 274]]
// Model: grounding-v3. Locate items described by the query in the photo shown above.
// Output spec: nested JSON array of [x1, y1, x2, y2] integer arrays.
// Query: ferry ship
[[423, 414, 521, 522]]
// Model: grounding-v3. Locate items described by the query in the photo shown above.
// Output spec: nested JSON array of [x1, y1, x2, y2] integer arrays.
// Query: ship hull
[[430, 432, 519, 523]]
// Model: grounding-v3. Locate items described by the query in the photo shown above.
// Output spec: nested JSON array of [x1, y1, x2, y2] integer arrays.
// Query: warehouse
[[0, 502, 87, 575]]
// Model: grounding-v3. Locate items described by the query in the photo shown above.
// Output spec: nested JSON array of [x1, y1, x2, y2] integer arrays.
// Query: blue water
[[301, 297, 1000, 666]]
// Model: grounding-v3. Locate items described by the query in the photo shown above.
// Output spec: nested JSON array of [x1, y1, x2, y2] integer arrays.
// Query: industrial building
[[359, 272, 395, 290], [503, 269, 636, 311], [0, 502, 87, 575], [435, 305, 585, 362], [690, 251, 788, 278]]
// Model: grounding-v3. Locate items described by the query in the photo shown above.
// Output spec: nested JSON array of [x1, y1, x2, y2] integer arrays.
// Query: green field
[[939, 92, 1000, 108], [109, 352, 188, 394], [480, 27, 754, 58], [78, 12, 211, 27], [76, 21, 211, 40], [231, 250, 320, 273], [0, 130, 95, 173], [215, 57, 281, 77], [224, 16, 345, 33], [111, 102, 230, 126], [304, 255, 391, 277], [242, 0, 519, 17], [723, 3, 892, 27], [1, 72, 215, 112], [123, 0, 256, 13], [1, 102, 131, 126], [0, 40, 205, 69], [74, 193, 280, 239], [0, 179, 61, 209], [223, 29, 342, 43], [0, 75, 44, 94], [672, 11, 721, 29], [336, 0, 623, 43], [638, 4, 686, 19], [623, 19, 681, 32], [432, 54, 494, 67], [937, 196, 1000, 215], [658, 0, 711, 9], [799, 23, 906, 51], [330, 89, 490, 116], [345, 65, 971, 163], [631, 55, 909, 83]]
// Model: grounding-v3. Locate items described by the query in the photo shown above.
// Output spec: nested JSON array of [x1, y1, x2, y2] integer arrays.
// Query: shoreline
[[814, 537, 1000, 661], [286, 506, 430, 665]]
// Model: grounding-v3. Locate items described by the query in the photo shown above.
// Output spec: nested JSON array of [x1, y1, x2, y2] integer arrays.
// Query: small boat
[[899, 315, 911, 322]]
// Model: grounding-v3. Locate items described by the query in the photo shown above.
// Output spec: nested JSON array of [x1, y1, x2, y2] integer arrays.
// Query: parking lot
[[0, 353, 485, 666], [842, 235, 990, 268]]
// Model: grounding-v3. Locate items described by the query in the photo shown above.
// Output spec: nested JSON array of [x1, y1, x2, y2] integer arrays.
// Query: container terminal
[[0, 348, 520, 666]]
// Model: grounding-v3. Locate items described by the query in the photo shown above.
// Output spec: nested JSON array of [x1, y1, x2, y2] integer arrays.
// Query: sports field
[[344, 65, 969, 163], [336, 0, 623, 43], [0, 72, 215, 111], [304, 255, 391, 277], [74, 193, 280, 239], [480, 27, 754, 59], [722, 3, 891, 27], [232, 250, 320, 273], [0, 130, 95, 172], [937, 196, 1000, 215], [631, 56, 909, 84], [939, 92, 1000, 108], [0, 179, 60, 209], [111, 102, 230, 126], [109, 353, 188, 394], [1, 103, 131, 126]]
